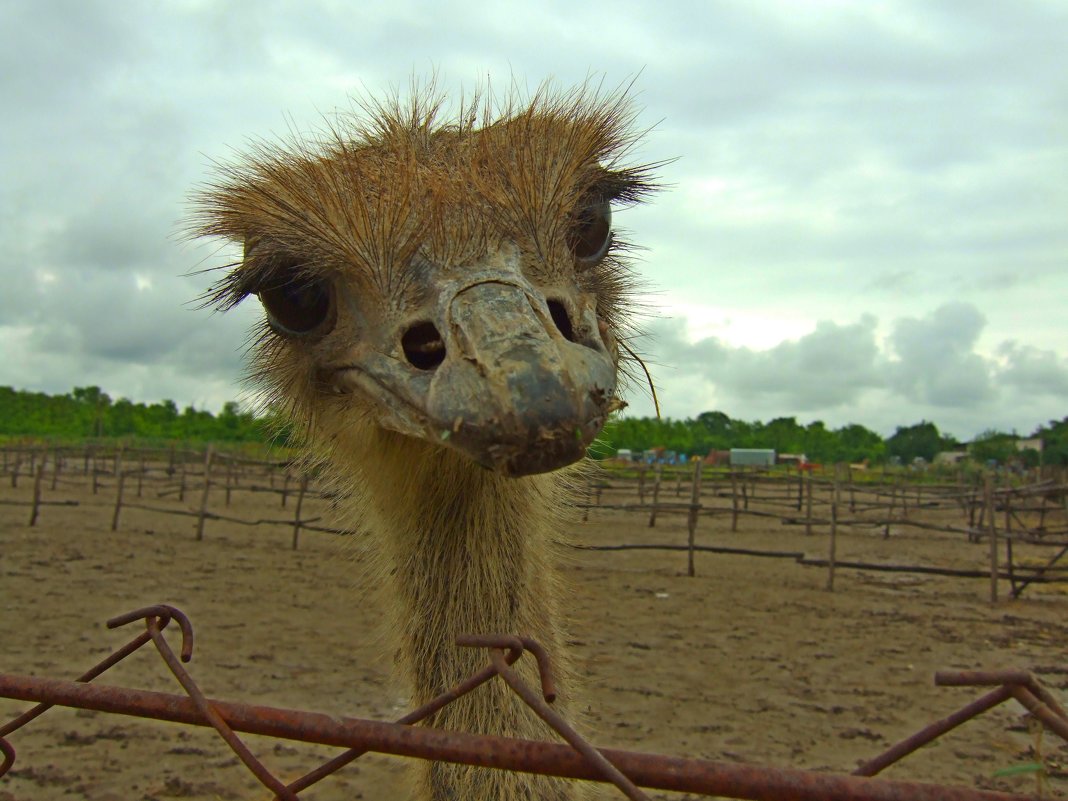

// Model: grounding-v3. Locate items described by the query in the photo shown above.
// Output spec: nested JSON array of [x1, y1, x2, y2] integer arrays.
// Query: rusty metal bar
[[935, 669, 1035, 687], [0, 673, 1040, 801], [935, 669, 1068, 742], [853, 685, 1013, 777], [1008, 686, 1068, 743], [486, 644, 648, 801], [282, 636, 526, 795]]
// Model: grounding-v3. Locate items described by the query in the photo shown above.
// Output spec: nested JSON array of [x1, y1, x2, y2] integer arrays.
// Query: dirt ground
[[1, 462, 1066, 800]]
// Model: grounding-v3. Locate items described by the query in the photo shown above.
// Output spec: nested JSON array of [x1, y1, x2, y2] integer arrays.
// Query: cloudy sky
[[2, 1, 1066, 441]]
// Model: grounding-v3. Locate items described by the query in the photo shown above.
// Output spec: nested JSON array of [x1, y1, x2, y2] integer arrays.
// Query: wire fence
[[2, 444, 1067, 600]]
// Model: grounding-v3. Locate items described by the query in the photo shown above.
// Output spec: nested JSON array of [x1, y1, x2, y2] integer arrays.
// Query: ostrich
[[194, 82, 656, 801]]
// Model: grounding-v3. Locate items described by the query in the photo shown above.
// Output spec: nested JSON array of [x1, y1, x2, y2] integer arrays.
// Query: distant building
[[730, 448, 776, 467], [615, 448, 633, 462], [1016, 437, 1043, 453]]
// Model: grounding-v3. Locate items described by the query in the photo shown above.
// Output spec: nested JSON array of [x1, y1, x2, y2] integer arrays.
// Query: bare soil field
[[1, 462, 1066, 800]]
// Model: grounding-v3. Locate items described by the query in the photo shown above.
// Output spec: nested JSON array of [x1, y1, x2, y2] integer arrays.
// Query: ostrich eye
[[567, 198, 612, 265], [257, 266, 335, 337]]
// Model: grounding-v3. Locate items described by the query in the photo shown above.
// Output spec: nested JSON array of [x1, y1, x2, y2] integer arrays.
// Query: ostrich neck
[[347, 434, 580, 801]]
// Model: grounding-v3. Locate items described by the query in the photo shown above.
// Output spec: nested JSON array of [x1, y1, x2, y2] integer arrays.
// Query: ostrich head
[[195, 84, 655, 476]]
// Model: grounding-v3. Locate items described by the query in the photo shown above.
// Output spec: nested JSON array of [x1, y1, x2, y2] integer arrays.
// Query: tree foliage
[[600, 412, 889, 464], [0, 386, 277, 443], [884, 421, 953, 464], [3, 385, 1064, 467]]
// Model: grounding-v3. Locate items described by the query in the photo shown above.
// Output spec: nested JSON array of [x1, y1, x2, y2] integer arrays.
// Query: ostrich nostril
[[547, 299, 576, 343], [402, 322, 446, 370]]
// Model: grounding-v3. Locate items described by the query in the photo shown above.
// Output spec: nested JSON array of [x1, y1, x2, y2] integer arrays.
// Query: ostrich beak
[[424, 279, 617, 476]]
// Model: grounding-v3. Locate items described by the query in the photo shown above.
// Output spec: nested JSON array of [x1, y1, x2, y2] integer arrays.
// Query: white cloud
[[1, 0, 1065, 442]]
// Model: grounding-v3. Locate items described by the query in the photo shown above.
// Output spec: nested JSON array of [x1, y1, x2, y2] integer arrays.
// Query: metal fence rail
[[1, 605, 1062, 801]]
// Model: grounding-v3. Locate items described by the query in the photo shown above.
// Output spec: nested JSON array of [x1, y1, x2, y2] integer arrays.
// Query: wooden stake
[[1006, 536, 1017, 598], [648, 463, 662, 527], [805, 473, 814, 536], [195, 446, 214, 541], [10, 450, 20, 489], [292, 474, 308, 550], [984, 475, 998, 603], [111, 469, 126, 531], [137, 454, 145, 498], [281, 473, 290, 508], [883, 484, 896, 539], [827, 465, 840, 592], [638, 466, 647, 505], [687, 460, 704, 577], [225, 458, 234, 507], [29, 464, 45, 527], [848, 466, 856, 513], [730, 471, 739, 532]]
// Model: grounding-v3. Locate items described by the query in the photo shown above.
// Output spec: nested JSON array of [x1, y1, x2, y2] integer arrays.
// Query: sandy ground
[[1, 462, 1066, 800]]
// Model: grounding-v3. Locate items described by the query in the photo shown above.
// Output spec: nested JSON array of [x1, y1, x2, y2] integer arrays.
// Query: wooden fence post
[[847, 466, 856, 513], [648, 463, 662, 527], [884, 484, 896, 539], [827, 464, 840, 592], [687, 460, 704, 577], [29, 464, 45, 527], [638, 466, 647, 505], [10, 450, 20, 489], [292, 474, 308, 550], [225, 458, 234, 507], [984, 476, 998, 603], [195, 446, 214, 541], [805, 472, 814, 536], [731, 471, 740, 532], [111, 469, 126, 531], [178, 456, 187, 502], [137, 453, 145, 498], [281, 473, 290, 508]]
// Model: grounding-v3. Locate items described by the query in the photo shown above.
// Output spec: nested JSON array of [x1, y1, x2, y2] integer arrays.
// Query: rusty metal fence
[[2, 605, 1065, 800]]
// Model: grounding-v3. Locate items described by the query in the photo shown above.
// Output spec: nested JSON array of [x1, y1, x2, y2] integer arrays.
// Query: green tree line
[[598, 412, 1068, 466], [2, 385, 1065, 465], [0, 386, 279, 443]]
